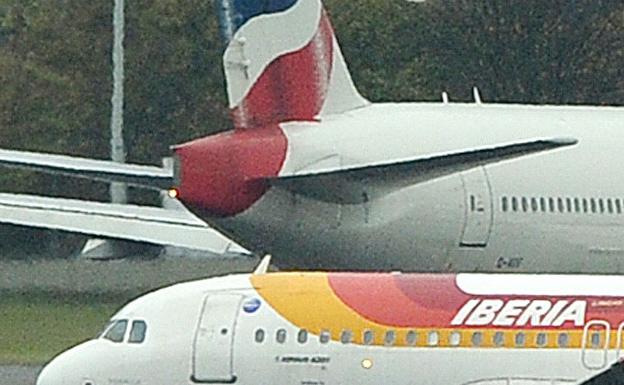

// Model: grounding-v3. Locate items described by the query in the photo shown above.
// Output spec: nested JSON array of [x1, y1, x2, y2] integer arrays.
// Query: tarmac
[[0, 366, 41, 385], [0, 257, 259, 294]]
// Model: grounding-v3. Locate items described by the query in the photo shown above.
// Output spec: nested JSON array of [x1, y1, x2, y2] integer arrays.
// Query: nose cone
[[36, 360, 65, 385], [36, 341, 98, 385], [173, 125, 287, 217]]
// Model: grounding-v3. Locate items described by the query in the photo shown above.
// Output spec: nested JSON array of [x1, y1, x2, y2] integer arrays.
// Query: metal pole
[[110, 0, 127, 204]]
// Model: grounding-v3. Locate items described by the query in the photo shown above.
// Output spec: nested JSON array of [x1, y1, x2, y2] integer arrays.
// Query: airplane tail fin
[[216, 0, 369, 129]]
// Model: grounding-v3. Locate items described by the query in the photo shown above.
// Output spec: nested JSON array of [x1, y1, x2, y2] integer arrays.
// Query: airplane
[[35, 266, 624, 385], [2, 0, 624, 272]]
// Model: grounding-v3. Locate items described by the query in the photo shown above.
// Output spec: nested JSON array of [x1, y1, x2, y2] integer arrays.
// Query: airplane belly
[[232, 341, 594, 385], [214, 174, 465, 271]]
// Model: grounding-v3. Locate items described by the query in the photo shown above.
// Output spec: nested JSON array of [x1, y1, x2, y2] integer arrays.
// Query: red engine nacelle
[[173, 125, 288, 217]]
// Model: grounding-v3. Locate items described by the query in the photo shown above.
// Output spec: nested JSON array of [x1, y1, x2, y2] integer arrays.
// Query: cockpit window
[[98, 321, 114, 338], [103, 320, 128, 343], [128, 320, 147, 344]]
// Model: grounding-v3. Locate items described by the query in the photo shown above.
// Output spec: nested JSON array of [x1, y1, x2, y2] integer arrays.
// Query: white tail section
[[216, 0, 368, 129]]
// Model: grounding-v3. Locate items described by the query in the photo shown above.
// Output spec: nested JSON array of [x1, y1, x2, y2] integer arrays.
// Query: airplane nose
[[36, 356, 66, 385], [36, 340, 98, 385]]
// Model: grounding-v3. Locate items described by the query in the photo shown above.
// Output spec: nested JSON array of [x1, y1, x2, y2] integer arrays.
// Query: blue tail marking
[[216, 0, 299, 45]]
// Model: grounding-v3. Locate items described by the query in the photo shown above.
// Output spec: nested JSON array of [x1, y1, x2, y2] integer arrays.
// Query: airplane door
[[460, 167, 493, 247], [192, 293, 243, 383], [616, 322, 624, 360], [581, 320, 610, 370]]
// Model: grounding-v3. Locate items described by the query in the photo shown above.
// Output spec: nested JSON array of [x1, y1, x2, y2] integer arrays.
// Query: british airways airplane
[[35, 268, 624, 385], [1, 0, 623, 272]]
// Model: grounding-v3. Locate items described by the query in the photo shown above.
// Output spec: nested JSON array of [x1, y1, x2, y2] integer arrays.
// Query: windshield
[[128, 320, 147, 343], [102, 320, 128, 343], [98, 321, 114, 338]]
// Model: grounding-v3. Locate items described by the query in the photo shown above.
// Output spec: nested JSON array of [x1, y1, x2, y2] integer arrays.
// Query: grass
[[0, 291, 129, 365]]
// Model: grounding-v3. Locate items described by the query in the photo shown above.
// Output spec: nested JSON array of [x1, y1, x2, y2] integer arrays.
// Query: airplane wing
[[0, 149, 173, 189], [271, 137, 577, 204], [0, 192, 250, 255]]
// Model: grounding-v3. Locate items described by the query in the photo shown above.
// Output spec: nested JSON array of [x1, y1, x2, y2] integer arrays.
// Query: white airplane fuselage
[[198, 103, 624, 272], [36, 272, 624, 385]]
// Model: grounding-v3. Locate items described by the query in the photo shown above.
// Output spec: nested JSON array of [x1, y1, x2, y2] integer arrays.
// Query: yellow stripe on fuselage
[[251, 273, 610, 349]]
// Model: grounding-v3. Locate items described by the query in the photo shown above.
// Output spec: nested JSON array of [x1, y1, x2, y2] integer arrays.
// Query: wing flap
[[0, 149, 173, 189], [271, 137, 577, 203], [0, 193, 248, 254]]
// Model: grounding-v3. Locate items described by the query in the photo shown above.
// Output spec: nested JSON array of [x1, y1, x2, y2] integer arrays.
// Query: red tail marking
[[231, 11, 334, 129]]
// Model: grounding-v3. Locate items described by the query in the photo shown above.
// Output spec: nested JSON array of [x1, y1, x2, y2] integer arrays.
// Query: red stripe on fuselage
[[328, 274, 466, 328], [328, 274, 624, 329], [231, 10, 334, 129]]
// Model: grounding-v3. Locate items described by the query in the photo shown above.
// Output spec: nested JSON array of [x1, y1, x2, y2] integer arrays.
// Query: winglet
[[551, 137, 578, 146], [473, 87, 482, 104], [253, 254, 272, 275]]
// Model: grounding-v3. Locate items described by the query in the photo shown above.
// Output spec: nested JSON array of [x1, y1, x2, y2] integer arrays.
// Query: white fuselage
[[213, 103, 624, 272], [36, 273, 624, 385]]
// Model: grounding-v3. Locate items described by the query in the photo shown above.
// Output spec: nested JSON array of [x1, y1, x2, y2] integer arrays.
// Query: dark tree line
[[0, 0, 623, 257]]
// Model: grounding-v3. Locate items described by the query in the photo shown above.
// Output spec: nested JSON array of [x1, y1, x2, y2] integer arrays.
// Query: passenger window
[[384, 330, 396, 346], [521, 197, 528, 212], [471, 331, 483, 346], [128, 320, 147, 344], [319, 330, 330, 344], [405, 330, 417, 346], [297, 329, 308, 344], [591, 198, 597, 213], [558, 333, 569, 348], [363, 330, 374, 345], [254, 329, 265, 343], [511, 197, 518, 211], [531, 197, 538, 212], [449, 331, 461, 346], [515, 332, 526, 347], [501, 197, 508, 212], [340, 330, 352, 344], [549, 198, 555, 212], [427, 331, 439, 346], [599, 199, 605, 213], [557, 198, 564, 213], [536, 332, 547, 347], [493, 331, 504, 347], [566, 198, 572, 212], [608, 199, 614, 214], [591, 332, 601, 348], [574, 198, 580, 213], [540, 197, 546, 212], [617, 199, 622, 214], [276, 329, 287, 344], [103, 319, 128, 343], [583, 198, 588, 213]]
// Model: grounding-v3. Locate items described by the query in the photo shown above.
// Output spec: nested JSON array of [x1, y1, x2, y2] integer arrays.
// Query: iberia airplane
[[1, 0, 623, 271], [36, 270, 624, 385]]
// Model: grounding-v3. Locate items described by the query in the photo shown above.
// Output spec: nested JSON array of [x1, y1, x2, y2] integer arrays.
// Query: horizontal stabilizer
[[0, 149, 173, 189], [271, 137, 577, 203], [0, 192, 249, 255]]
